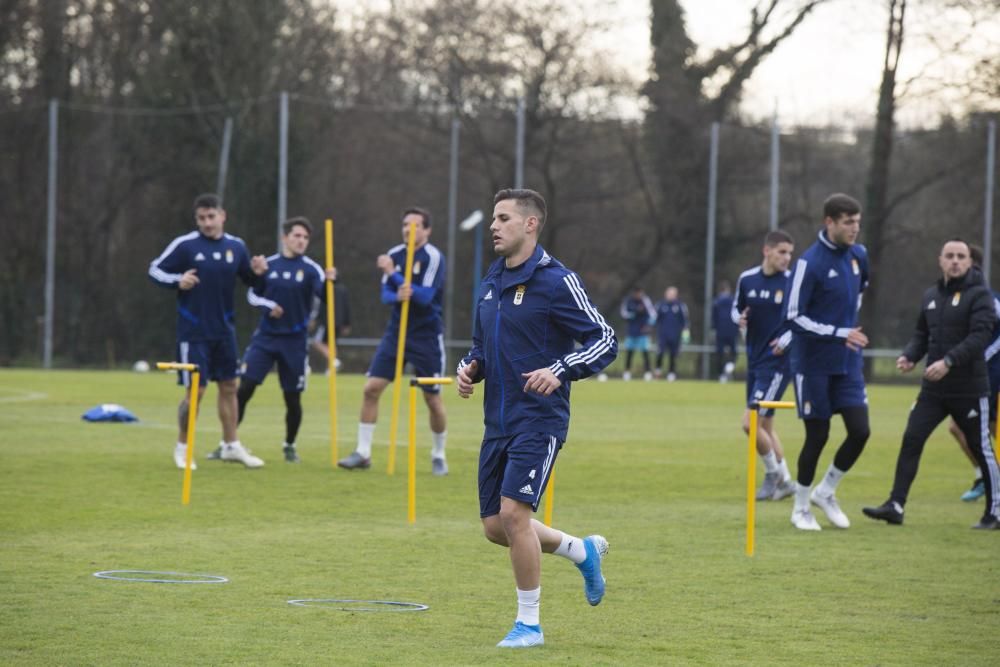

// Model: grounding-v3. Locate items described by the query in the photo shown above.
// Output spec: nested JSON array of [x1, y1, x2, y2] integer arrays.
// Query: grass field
[[1, 369, 998, 666]]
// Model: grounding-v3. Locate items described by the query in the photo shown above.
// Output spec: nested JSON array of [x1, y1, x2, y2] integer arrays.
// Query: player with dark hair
[[338, 207, 449, 474], [458, 188, 617, 648], [784, 193, 871, 530], [733, 229, 796, 501], [654, 286, 689, 381], [864, 239, 1000, 529], [226, 217, 336, 463], [149, 193, 269, 469], [619, 286, 656, 381]]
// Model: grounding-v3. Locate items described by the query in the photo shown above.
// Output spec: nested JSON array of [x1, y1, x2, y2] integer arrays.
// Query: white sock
[[973, 466, 983, 481], [224, 440, 240, 448], [794, 483, 811, 511], [815, 464, 845, 497], [760, 450, 779, 474], [515, 587, 540, 626], [552, 532, 587, 564], [431, 430, 447, 460], [779, 457, 792, 482], [357, 423, 375, 458], [283, 442, 294, 448], [176, 442, 186, 450]]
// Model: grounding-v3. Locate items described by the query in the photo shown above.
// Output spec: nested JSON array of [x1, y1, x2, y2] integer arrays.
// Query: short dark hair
[[764, 230, 794, 247], [402, 207, 432, 229], [823, 193, 861, 220], [193, 193, 222, 211], [968, 243, 984, 267], [494, 188, 547, 231], [282, 216, 313, 236]]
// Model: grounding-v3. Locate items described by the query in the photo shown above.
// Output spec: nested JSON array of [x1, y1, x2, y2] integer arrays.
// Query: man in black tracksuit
[[864, 239, 1000, 529]]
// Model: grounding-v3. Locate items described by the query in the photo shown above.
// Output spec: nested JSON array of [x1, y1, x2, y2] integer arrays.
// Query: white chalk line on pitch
[[0, 387, 49, 403]]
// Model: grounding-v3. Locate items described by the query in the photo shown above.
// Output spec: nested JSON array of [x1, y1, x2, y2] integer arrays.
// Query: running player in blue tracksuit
[[338, 207, 449, 474], [654, 286, 689, 380], [457, 189, 617, 649], [233, 217, 334, 463], [732, 229, 796, 501], [148, 193, 268, 469], [784, 193, 871, 531], [713, 282, 739, 381]]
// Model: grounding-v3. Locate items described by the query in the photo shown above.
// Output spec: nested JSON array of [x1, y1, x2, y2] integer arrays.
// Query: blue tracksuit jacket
[[732, 266, 793, 373], [785, 230, 869, 376], [380, 242, 445, 338], [248, 253, 327, 337], [458, 245, 618, 441]]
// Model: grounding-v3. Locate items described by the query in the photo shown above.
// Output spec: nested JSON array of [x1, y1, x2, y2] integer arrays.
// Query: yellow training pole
[[408, 385, 417, 524], [387, 219, 418, 476], [746, 400, 796, 557], [994, 393, 999, 459], [325, 218, 338, 466], [746, 408, 759, 557], [543, 468, 555, 527], [406, 377, 453, 524], [156, 362, 199, 506]]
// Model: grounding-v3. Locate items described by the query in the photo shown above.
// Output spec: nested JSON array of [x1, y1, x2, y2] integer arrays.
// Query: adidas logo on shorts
[[519, 484, 533, 495]]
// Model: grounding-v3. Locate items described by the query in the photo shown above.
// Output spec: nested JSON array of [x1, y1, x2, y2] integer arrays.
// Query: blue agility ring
[[93, 570, 228, 584], [287, 599, 429, 612]]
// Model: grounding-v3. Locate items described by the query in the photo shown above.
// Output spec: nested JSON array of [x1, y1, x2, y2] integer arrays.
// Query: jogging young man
[[733, 229, 796, 501], [148, 193, 268, 469], [457, 188, 617, 648]]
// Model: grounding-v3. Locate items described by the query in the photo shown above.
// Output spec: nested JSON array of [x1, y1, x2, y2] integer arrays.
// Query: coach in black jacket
[[864, 239, 1000, 529]]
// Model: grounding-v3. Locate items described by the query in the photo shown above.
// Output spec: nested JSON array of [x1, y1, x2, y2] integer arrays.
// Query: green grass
[[1, 369, 998, 666]]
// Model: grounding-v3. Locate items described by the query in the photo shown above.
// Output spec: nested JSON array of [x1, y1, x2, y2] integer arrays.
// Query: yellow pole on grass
[[746, 400, 796, 557], [407, 377, 453, 523], [408, 384, 417, 524], [995, 393, 999, 459], [543, 468, 555, 527], [324, 218, 338, 466], [156, 362, 199, 506], [387, 219, 418, 476]]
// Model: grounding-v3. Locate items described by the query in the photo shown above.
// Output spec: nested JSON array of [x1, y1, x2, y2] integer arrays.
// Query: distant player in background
[[945, 244, 1000, 501], [785, 193, 871, 531], [458, 188, 616, 648], [620, 286, 656, 381], [338, 207, 449, 475], [712, 281, 739, 382], [148, 193, 268, 469], [654, 286, 689, 381], [228, 218, 336, 463], [733, 230, 796, 501]]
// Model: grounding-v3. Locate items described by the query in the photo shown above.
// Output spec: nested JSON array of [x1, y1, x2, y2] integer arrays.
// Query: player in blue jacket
[[619, 287, 656, 381], [713, 282, 739, 381], [654, 286, 689, 381], [733, 230, 796, 501], [338, 207, 449, 474], [229, 217, 336, 463], [457, 189, 617, 649], [148, 193, 268, 469], [784, 193, 871, 531]]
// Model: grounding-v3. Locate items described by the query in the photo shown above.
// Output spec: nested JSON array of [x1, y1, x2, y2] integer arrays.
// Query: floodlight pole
[[445, 116, 460, 372], [701, 122, 720, 380], [43, 98, 58, 369], [277, 91, 289, 251], [216, 116, 233, 203], [984, 119, 996, 285], [769, 111, 780, 231], [515, 98, 525, 188]]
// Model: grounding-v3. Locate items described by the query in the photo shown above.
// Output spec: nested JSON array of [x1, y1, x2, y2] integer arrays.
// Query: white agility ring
[[287, 599, 429, 612], [93, 570, 229, 584]]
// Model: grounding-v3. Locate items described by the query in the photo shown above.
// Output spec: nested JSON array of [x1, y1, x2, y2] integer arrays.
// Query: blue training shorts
[[478, 432, 562, 518], [176, 336, 239, 387], [623, 335, 650, 352], [746, 368, 791, 417], [368, 331, 446, 393], [989, 366, 999, 423], [793, 370, 867, 420], [240, 333, 308, 393]]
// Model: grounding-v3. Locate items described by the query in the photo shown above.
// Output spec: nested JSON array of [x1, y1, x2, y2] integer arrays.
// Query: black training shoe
[[862, 500, 904, 525], [283, 445, 301, 463], [971, 514, 1000, 530], [205, 446, 223, 460]]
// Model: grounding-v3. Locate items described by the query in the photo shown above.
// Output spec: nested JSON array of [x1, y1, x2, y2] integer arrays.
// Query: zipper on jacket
[[495, 294, 505, 434]]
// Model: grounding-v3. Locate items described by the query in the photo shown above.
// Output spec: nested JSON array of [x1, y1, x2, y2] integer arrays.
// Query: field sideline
[[1, 369, 998, 666]]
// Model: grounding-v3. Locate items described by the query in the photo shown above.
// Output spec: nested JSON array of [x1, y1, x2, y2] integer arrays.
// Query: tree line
[[0, 0, 996, 368]]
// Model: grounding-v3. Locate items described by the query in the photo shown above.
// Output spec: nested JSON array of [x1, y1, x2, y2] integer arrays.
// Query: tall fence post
[[445, 116, 460, 372], [984, 119, 996, 285], [216, 117, 233, 203], [769, 111, 780, 231], [43, 98, 59, 369], [701, 122, 720, 380], [277, 91, 289, 251], [515, 97, 525, 188]]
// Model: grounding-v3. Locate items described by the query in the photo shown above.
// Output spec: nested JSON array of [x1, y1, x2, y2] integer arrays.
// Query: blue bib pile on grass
[[81, 404, 138, 423]]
